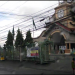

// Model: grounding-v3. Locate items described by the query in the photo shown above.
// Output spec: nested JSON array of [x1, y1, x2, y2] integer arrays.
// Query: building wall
[[45, 26, 69, 40], [44, 25, 75, 43], [33, 30, 46, 43], [33, 2, 75, 42]]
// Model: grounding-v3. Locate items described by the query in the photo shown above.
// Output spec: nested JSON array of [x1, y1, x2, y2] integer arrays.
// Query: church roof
[[43, 21, 75, 37]]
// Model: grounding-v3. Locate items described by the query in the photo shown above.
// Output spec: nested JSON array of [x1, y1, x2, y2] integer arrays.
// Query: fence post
[[12, 46, 14, 60], [19, 46, 22, 62], [39, 43, 42, 64]]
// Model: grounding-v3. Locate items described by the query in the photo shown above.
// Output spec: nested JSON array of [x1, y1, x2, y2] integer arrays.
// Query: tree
[[3, 44, 6, 59], [15, 28, 24, 48], [6, 30, 13, 47], [12, 25, 15, 40], [25, 30, 33, 47]]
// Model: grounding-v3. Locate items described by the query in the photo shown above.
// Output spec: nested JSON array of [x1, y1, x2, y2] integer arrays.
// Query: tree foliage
[[12, 25, 15, 40], [6, 30, 13, 47], [0, 45, 3, 50], [15, 28, 24, 48], [24, 30, 33, 47], [3, 44, 6, 49], [25, 30, 33, 43]]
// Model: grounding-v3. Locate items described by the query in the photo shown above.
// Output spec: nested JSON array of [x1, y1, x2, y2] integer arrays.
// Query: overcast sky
[[0, 1, 59, 47]]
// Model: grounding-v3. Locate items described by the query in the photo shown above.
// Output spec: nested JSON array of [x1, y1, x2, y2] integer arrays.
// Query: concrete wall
[[33, 30, 46, 43]]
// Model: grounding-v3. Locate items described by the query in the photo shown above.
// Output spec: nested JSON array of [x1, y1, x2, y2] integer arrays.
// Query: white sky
[[0, 1, 59, 47]]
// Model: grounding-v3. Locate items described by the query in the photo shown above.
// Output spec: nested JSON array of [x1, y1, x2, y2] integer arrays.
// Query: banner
[[31, 47, 39, 57], [31, 50, 39, 57], [26, 46, 39, 57]]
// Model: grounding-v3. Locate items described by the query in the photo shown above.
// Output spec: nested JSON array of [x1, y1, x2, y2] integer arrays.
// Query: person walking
[[72, 58, 75, 74]]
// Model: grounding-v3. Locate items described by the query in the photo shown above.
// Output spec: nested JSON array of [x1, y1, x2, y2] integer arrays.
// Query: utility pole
[[12, 25, 15, 60], [32, 17, 34, 38]]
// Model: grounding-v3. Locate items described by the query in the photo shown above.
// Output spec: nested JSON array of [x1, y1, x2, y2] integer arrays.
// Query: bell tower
[[55, 0, 75, 28], [59, 0, 74, 5]]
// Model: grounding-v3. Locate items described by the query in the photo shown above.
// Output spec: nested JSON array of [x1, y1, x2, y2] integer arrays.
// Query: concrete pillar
[[65, 43, 67, 49], [69, 43, 71, 49], [65, 43, 67, 54], [55, 45, 58, 53]]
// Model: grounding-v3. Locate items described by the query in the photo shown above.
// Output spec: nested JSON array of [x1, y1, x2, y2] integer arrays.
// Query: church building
[[33, 0, 75, 54]]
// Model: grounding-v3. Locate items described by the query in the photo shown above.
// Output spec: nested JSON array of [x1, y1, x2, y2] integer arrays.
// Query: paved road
[[15, 67, 72, 74], [0, 55, 73, 74]]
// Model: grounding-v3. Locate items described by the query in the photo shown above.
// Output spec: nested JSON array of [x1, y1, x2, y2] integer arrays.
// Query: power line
[[0, 16, 47, 39], [0, 23, 46, 42], [0, 1, 8, 8], [0, 2, 58, 30], [0, 3, 58, 33], [0, 2, 59, 41], [0, 7, 69, 34], [0, 7, 70, 40], [0, 7, 56, 32], [0, 2, 57, 20], [0, 19, 45, 39], [0, 11, 71, 41], [0, 1, 58, 45], [0, 12, 71, 43]]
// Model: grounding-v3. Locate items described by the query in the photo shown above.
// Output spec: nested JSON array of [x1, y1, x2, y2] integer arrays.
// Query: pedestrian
[[72, 58, 75, 74]]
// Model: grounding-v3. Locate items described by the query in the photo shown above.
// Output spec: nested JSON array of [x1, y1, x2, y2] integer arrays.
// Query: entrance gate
[[38, 39, 55, 64]]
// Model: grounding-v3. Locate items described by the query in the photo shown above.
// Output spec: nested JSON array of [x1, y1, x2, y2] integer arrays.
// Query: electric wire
[[0, 1, 58, 45], [0, 7, 71, 40], [0, 5, 57, 33], [0, 1, 8, 8], [0, 1, 71, 44], [0, 12, 71, 42], [0, 23, 46, 42], [0, 2, 58, 30]]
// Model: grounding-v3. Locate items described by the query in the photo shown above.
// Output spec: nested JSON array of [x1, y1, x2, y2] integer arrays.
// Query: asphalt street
[[0, 55, 73, 74]]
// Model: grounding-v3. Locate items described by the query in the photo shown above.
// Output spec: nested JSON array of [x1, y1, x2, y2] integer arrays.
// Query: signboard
[[59, 46, 66, 50], [31, 47, 39, 57]]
